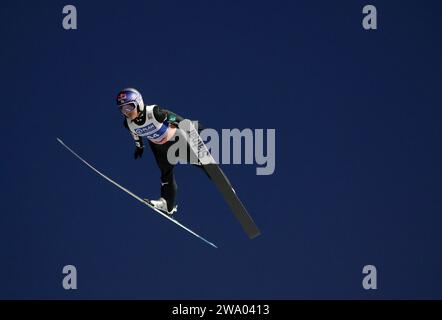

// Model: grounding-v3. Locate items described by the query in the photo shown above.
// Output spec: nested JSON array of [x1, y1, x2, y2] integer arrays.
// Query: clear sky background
[[1, 0, 441, 298]]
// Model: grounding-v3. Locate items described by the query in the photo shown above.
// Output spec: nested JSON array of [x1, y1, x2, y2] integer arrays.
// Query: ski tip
[[56, 137, 63, 144], [207, 242, 218, 249]]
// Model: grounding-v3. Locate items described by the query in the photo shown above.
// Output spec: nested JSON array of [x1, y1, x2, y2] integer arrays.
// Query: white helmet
[[116, 88, 145, 114]]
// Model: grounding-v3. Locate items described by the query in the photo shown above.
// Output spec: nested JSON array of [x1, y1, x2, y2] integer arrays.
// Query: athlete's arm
[[153, 106, 184, 125], [153, 105, 205, 130], [123, 119, 144, 159]]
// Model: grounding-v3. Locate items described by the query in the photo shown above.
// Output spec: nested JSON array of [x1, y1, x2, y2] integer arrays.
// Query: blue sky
[[0, 0, 441, 299]]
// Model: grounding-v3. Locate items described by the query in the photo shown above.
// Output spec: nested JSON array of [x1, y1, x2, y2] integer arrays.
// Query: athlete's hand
[[134, 146, 144, 159]]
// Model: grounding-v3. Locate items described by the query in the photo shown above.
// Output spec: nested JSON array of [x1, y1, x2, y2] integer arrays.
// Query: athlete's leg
[[148, 141, 178, 212]]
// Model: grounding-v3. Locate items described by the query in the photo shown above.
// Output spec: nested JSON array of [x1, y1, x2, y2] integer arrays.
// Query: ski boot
[[148, 197, 178, 216]]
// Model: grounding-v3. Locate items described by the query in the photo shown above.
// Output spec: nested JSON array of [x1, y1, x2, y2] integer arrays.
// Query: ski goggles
[[119, 102, 136, 114]]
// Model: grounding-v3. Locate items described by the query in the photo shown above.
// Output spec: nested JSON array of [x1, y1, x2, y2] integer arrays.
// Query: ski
[[203, 163, 261, 239], [56, 137, 217, 249], [179, 120, 261, 239]]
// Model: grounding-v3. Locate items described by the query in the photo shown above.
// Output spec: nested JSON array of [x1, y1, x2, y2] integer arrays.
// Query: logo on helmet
[[117, 93, 127, 103]]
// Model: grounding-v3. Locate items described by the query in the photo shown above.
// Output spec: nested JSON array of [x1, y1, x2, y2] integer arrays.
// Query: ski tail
[[56, 137, 217, 249]]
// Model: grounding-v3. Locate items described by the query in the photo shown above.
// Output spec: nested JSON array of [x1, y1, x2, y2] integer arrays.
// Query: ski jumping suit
[[124, 105, 206, 212]]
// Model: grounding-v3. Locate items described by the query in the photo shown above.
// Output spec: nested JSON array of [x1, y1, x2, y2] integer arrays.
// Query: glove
[[134, 146, 144, 159]]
